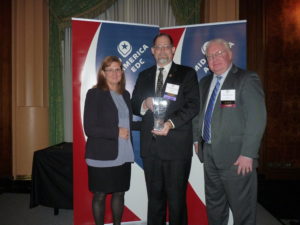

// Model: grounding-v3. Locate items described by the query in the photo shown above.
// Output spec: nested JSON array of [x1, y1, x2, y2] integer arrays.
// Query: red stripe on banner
[[72, 19, 141, 225], [186, 184, 208, 225], [160, 27, 185, 48], [72, 19, 100, 225]]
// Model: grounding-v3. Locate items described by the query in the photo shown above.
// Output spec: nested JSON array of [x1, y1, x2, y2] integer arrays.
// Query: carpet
[[281, 220, 300, 225]]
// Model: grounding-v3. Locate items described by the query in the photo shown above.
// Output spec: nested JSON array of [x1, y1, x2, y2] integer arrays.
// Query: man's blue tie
[[203, 76, 222, 142]]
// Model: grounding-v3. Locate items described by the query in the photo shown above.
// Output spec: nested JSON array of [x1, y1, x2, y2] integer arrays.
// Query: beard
[[157, 57, 170, 65]]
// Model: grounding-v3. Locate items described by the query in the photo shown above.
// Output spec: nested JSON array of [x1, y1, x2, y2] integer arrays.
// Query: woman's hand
[[119, 127, 129, 139]]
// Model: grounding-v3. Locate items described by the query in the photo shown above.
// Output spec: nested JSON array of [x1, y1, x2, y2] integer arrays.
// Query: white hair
[[205, 38, 231, 55]]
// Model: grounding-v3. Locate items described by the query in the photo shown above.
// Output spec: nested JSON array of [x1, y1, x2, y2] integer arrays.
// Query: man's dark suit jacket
[[84, 88, 132, 161], [131, 62, 200, 160], [193, 65, 267, 168]]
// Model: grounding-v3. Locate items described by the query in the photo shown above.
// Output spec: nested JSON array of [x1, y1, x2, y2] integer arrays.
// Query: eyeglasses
[[206, 50, 226, 61], [153, 45, 173, 51], [104, 68, 122, 73]]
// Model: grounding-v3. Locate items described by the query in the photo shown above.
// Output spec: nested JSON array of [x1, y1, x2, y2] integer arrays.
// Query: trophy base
[[153, 119, 164, 131]]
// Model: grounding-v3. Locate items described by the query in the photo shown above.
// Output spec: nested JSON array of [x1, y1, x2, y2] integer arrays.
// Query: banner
[[72, 18, 159, 225], [161, 20, 246, 225], [73, 18, 246, 225], [161, 21, 246, 80]]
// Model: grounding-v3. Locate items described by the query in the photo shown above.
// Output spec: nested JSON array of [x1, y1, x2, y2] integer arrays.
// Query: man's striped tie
[[203, 76, 222, 142]]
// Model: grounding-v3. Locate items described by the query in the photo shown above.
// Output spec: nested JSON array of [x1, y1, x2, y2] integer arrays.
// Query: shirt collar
[[157, 61, 172, 72], [213, 63, 232, 80]]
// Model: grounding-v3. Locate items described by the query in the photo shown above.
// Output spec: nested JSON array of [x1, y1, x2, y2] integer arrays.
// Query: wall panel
[[12, 0, 49, 178], [240, 0, 300, 179]]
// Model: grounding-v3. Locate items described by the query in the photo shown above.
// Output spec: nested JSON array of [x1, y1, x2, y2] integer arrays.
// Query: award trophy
[[153, 97, 169, 130]]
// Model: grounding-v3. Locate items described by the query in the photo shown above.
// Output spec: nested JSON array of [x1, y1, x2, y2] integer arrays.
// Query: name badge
[[164, 83, 179, 101], [220, 89, 236, 107]]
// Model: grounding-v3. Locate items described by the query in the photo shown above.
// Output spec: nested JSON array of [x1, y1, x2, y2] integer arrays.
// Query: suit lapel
[[161, 63, 177, 114], [201, 76, 212, 107], [105, 91, 117, 108], [162, 62, 177, 93], [221, 65, 238, 90], [212, 65, 238, 125], [148, 66, 157, 95], [199, 75, 213, 128]]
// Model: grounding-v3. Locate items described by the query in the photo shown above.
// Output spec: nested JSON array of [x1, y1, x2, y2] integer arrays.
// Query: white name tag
[[164, 83, 180, 101], [220, 89, 236, 101], [165, 83, 179, 95]]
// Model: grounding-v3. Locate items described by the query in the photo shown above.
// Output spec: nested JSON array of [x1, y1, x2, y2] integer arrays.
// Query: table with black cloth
[[30, 142, 73, 213]]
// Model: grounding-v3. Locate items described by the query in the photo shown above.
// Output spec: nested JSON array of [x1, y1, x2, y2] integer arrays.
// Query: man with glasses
[[193, 38, 267, 225], [131, 33, 199, 225]]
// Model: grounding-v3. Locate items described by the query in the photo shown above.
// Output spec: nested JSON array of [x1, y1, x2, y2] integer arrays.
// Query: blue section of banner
[[180, 22, 247, 81], [94, 22, 159, 168], [96, 23, 159, 93]]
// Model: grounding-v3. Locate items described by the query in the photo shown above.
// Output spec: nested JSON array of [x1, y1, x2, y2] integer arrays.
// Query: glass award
[[153, 97, 169, 130]]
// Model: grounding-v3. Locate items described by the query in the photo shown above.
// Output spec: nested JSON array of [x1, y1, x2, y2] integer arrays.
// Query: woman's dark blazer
[[83, 88, 133, 161]]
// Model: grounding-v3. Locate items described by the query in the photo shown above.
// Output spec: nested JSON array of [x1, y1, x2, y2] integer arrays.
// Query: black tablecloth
[[30, 142, 73, 209]]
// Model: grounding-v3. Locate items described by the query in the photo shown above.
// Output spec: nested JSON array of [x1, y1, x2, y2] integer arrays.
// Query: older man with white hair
[[193, 38, 267, 225]]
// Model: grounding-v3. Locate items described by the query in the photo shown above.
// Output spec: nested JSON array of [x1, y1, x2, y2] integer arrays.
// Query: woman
[[83, 56, 134, 225]]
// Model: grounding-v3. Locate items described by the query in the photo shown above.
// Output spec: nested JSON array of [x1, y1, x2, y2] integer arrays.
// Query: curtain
[[97, 0, 176, 27], [170, 0, 201, 25], [48, 0, 117, 144], [62, 28, 72, 142]]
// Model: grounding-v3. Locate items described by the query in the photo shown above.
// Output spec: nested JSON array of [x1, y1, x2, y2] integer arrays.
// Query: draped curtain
[[48, 0, 117, 144], [170, 0, 201, 25], [96, 0, 176, 27], [51, 0, 201, 143]]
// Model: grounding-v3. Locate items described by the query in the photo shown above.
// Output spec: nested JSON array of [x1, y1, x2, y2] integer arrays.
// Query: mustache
[[158, 53, 168, 57], [158, 58, 169, 64]]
